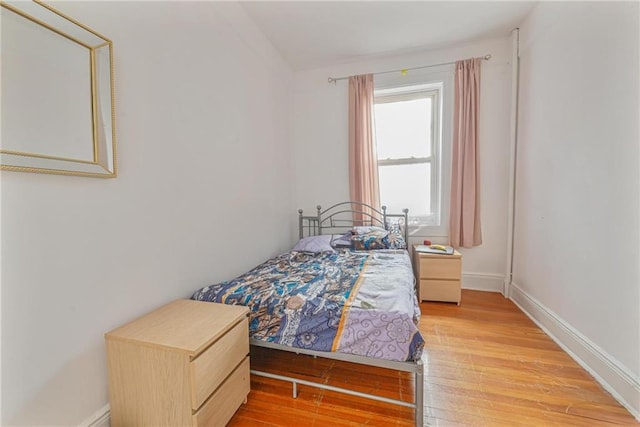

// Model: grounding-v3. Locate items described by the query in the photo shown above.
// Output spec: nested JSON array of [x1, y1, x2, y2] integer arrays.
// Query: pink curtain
[[348, 74, 380, 221], [449, 58, 483, 248]]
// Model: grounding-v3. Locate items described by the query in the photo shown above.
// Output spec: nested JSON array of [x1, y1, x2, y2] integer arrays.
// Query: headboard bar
[[298, 202, 409, 243], [318, 201, 384, 216]]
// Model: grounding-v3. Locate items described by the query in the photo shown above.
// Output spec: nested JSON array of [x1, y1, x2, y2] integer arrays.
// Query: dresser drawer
[[420, 279, 461, 303], [194, 357, 250, 427], [419, 257, 461, 280], [190, 317, 249, 410]]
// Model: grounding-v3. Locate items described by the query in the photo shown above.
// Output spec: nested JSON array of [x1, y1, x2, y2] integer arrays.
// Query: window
[[374, 84, 442, 228]]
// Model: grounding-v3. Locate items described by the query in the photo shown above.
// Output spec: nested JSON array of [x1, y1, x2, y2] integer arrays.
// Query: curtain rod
[[327, 54, 492, 84]]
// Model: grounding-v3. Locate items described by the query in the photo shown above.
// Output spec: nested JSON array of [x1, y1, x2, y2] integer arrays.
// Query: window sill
[[408, 224, 448, 238]]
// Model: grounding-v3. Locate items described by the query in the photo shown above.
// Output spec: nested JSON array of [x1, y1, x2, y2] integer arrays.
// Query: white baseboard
[[79, 404, 110, 427], [510, 282, 640, 421], [462, 272, 504, 293]]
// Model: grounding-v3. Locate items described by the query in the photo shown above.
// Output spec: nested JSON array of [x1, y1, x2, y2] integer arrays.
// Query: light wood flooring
[[229, 290, 638, 426]]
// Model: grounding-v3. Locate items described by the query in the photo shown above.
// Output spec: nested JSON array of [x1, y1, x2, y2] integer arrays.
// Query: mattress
[[191, 248, 424, 362]]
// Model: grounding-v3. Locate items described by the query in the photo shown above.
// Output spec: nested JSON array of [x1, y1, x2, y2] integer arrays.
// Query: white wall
[[292, 38, 513, 292], [0, 2, 293, 425], [512, 1, 639, 417], [1, 7, 93, 160]]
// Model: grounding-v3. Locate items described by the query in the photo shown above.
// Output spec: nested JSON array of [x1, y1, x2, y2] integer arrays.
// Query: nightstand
[[105, 299, 250, 426], [413, 245, 463, 305]]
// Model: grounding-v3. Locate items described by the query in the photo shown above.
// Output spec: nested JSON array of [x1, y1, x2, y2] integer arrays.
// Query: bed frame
[[249, 202, 424, 426], [297, 201, 410, 244]]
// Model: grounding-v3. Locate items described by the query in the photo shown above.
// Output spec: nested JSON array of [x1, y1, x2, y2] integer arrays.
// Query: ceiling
[[240, 1, 537, 70]]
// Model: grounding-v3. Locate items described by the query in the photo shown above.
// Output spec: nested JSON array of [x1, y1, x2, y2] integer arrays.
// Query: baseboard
[[510, 283, 640, 421], [462, 272, 504, 293], [79, 404, 110, 427]]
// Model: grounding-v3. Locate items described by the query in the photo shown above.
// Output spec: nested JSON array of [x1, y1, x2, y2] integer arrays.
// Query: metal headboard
[[298, 201, 409, 243]]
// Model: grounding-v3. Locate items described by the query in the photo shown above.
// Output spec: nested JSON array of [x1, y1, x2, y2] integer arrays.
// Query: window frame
[[374, 81, 453, 237], [374, 84, 443, 231]]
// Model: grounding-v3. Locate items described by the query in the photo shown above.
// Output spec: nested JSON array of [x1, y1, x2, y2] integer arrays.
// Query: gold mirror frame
[[1, 0, 116, 178]]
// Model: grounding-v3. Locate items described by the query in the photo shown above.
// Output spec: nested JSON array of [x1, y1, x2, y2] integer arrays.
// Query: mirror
[[1, 0, 116, 178]]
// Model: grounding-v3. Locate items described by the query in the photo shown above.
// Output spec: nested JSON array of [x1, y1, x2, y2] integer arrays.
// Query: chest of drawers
[[105, 299, 250, 426]]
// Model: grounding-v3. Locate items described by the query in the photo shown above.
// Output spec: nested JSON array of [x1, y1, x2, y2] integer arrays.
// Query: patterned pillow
[[351, 228, 389, 250], [385, 222, 407, 249]]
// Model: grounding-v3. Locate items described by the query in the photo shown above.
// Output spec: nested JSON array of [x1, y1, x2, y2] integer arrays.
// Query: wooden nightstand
[[413, 245, 463, 305], [105, 299, 250, 426]]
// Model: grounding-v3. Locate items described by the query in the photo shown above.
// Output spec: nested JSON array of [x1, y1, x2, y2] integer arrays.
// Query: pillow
[[351, 228, 389, 250], [292, 235, 335, 253], [385, 222, 407, 249], [330, 232, 352, 248], [352, 225, 387, 235]]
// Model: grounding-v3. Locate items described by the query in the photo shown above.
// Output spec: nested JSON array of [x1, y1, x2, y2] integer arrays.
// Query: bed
[[191, 202, 425, 426]]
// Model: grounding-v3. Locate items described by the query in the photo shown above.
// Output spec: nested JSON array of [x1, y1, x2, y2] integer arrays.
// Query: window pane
[[379, 163, 431, 216], [374, 97, 431, 160]]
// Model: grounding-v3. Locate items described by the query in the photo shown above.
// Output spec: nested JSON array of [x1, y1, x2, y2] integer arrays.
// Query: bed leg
[[415, 359, 424, 427]]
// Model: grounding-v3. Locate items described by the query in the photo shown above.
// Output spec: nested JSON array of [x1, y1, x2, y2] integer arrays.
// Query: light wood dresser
[[105, 299, 250, 426], [413, 245, 463, 305]]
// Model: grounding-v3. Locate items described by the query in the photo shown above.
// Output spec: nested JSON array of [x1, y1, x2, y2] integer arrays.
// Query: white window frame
[[374, 88, 441, 227], [374, 77, 451, 237]]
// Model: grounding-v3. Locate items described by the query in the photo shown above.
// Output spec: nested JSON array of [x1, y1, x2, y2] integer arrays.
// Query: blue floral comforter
[[191, 249, 424, 362]]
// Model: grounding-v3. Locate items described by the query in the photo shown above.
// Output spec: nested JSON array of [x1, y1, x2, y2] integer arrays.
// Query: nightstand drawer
[[194, 357, 250, 427], [191, 317, 249, 410], [419, 257, 461, 280], [420, 279, 461, 303]]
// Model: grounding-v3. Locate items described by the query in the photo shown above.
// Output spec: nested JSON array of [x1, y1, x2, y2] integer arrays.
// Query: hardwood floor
[[228, 290, 638, 426]]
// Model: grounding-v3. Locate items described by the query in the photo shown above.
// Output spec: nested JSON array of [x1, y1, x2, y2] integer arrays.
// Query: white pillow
[[352, 225, 387, 235], [330, 232, 352, 248], [292, 235, 335, 253]]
